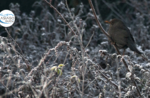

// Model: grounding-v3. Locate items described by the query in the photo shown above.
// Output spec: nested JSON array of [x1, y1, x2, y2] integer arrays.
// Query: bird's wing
[[110, 28, 133, 47], [118, 24, 135, 42], [109, 28, 127, 45]]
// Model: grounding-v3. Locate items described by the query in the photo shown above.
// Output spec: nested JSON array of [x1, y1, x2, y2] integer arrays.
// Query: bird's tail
[[128, 41, 142, 54]]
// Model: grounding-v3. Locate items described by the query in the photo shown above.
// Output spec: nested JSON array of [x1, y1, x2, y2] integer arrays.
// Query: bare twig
[[43, 0, 76, 35], [85, 31, 94, 48], [102, 0, 123, 20], [5, 28, 31, 71]]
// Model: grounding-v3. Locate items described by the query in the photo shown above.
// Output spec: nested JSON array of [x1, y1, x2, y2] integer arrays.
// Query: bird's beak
[[105, 20, 111, 24]]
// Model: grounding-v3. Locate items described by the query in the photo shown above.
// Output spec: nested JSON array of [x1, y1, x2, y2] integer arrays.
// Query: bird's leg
[[110, 41, 115, 45], [121, 49, 126, 59], [109, 38, 115, 45], [120, 49, 125, 62], [123, 49, 126, 56]]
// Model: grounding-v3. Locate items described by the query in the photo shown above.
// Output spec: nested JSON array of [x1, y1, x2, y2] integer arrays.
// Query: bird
[[105, 18, 142, 55]]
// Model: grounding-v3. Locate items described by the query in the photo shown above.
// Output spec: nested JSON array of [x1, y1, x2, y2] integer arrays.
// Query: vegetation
[[0, 0, 150, 98]]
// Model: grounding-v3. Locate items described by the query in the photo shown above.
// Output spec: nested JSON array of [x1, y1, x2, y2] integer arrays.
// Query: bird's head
[[105, 19, 121, 25]]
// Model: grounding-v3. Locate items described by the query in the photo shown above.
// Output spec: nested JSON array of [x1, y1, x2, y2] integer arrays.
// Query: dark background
[[0, 0, 131, 19], [0, 0, 133, 37], [0, 0, 38, 14]]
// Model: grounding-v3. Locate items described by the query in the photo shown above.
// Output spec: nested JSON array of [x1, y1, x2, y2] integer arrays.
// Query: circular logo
[[0, 10, 15, 27]]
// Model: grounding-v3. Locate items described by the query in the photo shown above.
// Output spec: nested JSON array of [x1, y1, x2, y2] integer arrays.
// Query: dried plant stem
[[5, 28, 31, 71], [43, 0, 76, 35]]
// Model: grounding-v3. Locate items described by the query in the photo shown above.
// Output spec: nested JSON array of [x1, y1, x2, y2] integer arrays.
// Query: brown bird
[[105, 18, 142, 54]]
